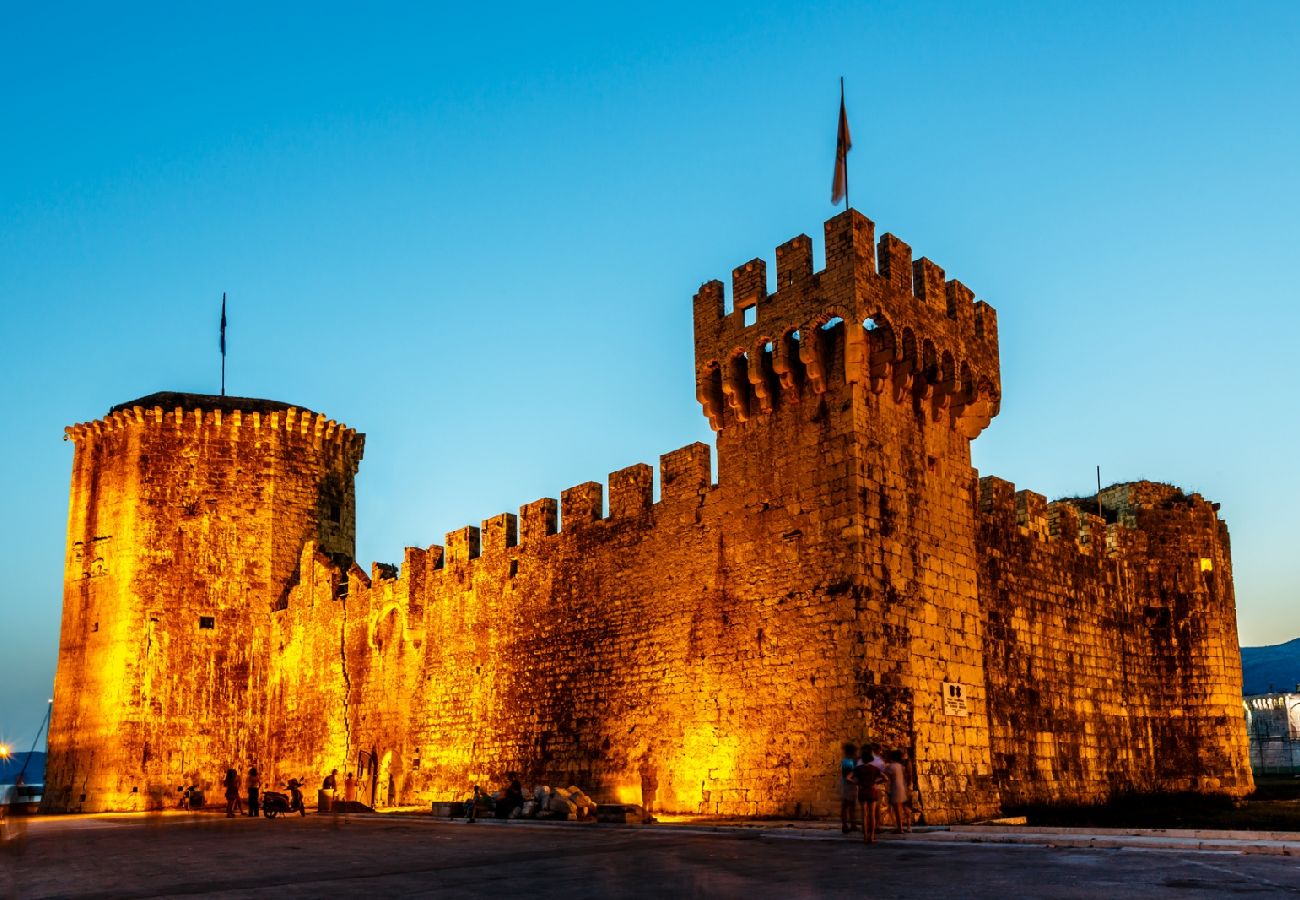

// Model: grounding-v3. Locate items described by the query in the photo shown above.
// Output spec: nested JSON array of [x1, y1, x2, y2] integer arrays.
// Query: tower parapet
[[694, 210, 1000, 439]]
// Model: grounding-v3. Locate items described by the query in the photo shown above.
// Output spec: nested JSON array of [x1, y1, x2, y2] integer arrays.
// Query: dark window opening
[[508, 559, 519, 578], [329, 501, 342, 524], [199, 616, 215, 630]]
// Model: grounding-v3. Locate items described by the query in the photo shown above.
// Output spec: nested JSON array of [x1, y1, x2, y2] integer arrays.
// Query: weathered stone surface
[[43, 210, 1251, 822]]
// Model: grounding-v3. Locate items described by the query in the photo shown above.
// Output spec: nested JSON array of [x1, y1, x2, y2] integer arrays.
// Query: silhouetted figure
[[639, 760, 659, 824], [850, 747, 887, 845], [494, 773, 524, 819], [344, 772, 357, 803], [322, 769, 338, 792], [247, 767, 261, 818], [839, 742, 858, 834], [223, 768, 239, 818], [884, 750, 911, 834]]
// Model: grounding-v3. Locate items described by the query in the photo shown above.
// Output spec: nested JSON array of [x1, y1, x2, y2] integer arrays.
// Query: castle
[[44, 210, 1252, 822]]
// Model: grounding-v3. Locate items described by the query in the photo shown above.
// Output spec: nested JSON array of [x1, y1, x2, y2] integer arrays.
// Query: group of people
[[221, 766, 306, 817], [839, 742, 912, 844], [321, 769, 359, 804], [222, 767, 261, 818]]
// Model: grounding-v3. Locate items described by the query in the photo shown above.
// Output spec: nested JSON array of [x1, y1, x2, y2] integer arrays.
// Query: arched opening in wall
[[782, 329, 806, 391], [753, 339, 778, 411], [939, 351, 956, 397], [733, 351, 754, 421], [900, 328, 918, 381], [867, 316, 895, 351], [958, 362, 975, 406], [818, 317, 845, 382], [921, 340, 940, 389], [728, 351, 752, 418], [867, 315, 895, 380]]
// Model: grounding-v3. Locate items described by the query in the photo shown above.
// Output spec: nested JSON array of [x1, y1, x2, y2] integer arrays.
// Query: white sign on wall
[[943, 682, 969, 717]]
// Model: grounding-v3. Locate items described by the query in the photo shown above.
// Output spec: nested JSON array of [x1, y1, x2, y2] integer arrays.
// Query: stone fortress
[[45, 209, 1252, 822]]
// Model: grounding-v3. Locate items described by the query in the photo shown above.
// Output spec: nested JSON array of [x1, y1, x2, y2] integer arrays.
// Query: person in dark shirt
[[223, 768, 239, 818], [850, 751, 887, 844], [247, 767, 261, 818], [495, 773, 525, 819]]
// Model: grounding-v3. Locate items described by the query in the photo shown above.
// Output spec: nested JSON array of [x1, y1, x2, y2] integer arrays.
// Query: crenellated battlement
[[429, 442, 713, 568], [979, 475, 1127, 557], [975, 475, 1227, 563], [63, 392, 365, 472], [695, 210, 1000, 439]]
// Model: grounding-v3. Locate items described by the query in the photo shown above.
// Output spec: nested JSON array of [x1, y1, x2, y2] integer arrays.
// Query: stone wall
[[978, 479, 1252, 807], [45, 211, 1253, 820], [45, 398, 362, 812]]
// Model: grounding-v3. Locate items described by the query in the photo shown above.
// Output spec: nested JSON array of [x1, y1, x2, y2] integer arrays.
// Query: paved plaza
[[4, 813, 1300, 899]]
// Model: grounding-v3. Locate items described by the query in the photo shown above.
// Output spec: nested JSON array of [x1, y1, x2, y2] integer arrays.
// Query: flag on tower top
[[219, 292, 227, 396], [831, 78, 852, 208]]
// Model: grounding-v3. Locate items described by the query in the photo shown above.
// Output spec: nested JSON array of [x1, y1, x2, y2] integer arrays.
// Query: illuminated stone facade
[[44, 210, 1252, 821]]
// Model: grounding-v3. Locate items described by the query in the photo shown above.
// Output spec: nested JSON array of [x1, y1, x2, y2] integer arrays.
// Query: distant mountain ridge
[[1241, 638, 1300, 696], [0, 751, 44, 786]]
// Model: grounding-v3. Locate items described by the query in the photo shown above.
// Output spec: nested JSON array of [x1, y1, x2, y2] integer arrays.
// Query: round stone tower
[[44, 392, 363, 812]]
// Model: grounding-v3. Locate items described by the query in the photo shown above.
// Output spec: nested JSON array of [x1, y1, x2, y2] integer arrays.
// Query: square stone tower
[[694, 209, 1002, 819]]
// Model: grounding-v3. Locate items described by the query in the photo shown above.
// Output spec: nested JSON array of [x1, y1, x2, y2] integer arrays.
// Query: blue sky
[[2, 1, 1298, 751]]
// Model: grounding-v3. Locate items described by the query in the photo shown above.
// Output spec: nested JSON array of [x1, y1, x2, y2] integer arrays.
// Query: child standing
[[884, 750, 911, 834]]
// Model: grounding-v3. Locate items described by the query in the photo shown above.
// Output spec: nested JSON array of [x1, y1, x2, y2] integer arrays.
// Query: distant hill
[[1242, 638, 1300, 696], [0, 751, 45, 786]]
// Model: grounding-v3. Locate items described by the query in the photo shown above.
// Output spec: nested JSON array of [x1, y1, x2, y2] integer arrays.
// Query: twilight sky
[[2, 1, 1298, 752]]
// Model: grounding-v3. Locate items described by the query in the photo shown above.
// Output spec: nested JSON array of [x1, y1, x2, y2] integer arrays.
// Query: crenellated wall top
[[63, 391, 365, 467]]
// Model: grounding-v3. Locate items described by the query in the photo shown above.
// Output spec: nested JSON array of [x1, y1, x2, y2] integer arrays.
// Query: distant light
[[0, 745, 10, 758]]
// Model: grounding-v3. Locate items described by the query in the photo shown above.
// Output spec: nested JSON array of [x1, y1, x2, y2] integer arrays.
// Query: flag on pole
[[831, 78, 852, 207], [220, 292, 227, 396]]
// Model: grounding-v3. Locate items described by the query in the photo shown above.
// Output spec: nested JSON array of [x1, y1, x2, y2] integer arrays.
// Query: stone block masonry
[[44, 210, 1252, 821]]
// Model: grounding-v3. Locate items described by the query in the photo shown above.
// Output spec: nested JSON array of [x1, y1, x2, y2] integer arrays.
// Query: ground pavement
[[3, 812, 1300, 899]]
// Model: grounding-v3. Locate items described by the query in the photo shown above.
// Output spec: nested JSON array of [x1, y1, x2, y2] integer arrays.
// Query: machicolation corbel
[[693, 210, 1002, 438]]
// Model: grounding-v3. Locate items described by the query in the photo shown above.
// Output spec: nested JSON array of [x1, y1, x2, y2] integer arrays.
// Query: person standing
[[247, 767, 261, 818], [838, 742, 858, 834], [223, 768, 239, 818], [851, 748, 886, 845], [867, 743, 887, 833], [344, 772, 357, 803], [883, 750, 911, 834]]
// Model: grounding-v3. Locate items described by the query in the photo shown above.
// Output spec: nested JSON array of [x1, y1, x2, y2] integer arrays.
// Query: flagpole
[[220, 292, 227, 397], [841, 76, 849, 211]]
